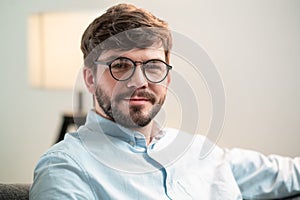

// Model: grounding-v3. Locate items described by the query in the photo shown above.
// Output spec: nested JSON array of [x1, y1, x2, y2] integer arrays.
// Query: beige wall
[[0, 0, 299, 183]]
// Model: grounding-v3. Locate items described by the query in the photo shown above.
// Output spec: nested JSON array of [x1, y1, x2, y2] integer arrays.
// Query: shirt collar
[[84, 109, 165, 147]]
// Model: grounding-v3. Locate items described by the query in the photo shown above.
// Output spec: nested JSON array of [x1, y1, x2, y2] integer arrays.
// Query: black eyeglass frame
[[94, 57, 172, 83]]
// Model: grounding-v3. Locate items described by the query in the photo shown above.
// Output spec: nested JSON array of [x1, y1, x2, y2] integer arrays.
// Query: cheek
[[152, 84, 168, 97], [95, 69, 110, 83], [96, 71, 126, 98], [95, 72, 114, 92]]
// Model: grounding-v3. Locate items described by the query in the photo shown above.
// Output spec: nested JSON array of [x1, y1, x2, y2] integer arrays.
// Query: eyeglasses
[[94, 57, 172, 83]]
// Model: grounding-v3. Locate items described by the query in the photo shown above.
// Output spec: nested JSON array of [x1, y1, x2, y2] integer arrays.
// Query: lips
[[115, 90, 156, 105], [123, 97, 150, 106], [127, 97, 149, 101]]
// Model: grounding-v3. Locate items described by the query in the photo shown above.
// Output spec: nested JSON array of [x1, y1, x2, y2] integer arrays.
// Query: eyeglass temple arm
[[94, 61, 108, 65]]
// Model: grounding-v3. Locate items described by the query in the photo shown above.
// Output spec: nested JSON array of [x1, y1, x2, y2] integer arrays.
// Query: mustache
[[114, 90, 156, 104]]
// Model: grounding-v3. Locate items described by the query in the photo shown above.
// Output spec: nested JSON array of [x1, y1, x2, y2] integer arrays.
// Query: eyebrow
[[97, 55, 166, 63]]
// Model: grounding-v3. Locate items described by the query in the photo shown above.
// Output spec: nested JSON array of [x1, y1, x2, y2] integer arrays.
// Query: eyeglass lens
[[109, 58, 169, 83]]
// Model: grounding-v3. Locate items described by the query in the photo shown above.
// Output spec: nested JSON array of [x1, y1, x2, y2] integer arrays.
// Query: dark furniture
[[56, 112, 86, 143], [0, 183, 30, 200]]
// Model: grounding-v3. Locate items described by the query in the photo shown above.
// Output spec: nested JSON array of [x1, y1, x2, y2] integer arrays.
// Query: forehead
[[98, 45, 166, 62]]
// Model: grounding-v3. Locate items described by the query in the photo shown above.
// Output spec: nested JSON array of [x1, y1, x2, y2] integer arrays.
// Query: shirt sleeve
[[29, 150, 95, 200], [226, 148, 300, 199]]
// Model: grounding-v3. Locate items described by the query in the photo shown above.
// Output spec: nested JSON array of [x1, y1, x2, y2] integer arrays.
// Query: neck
[[131, 121, 154, 145]]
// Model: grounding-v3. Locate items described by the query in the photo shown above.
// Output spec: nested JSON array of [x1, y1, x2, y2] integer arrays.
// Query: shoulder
[[47, 132, 83, 154], [30, 132, 96, 199], [34, 132, 91, 179]]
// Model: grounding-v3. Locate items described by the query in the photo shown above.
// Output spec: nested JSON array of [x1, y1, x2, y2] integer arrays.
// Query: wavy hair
[[81, 3, 172, 68]]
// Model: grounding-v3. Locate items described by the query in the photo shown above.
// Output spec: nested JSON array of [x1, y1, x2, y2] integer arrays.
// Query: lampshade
[[28, 11, 98, 89]]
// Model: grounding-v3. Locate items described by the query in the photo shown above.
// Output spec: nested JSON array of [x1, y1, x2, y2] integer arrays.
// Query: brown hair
[[81, 3, 172, 67]]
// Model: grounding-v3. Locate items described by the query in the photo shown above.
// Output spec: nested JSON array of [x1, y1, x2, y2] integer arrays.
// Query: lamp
[[28, 11, 98, 142]]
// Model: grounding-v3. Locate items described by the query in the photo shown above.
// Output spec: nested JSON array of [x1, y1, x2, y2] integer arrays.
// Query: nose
[[126, 65, 148, 88]]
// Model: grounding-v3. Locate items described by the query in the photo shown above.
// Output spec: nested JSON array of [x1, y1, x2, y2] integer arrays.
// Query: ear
[[83, 67, 96, 94]]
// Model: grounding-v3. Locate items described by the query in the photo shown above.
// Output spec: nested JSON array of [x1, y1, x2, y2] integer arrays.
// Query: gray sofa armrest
[[0, 183, 30, 200]]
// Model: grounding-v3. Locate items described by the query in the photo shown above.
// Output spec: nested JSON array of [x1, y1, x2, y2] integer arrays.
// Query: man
[[30, 3, 300, 199]]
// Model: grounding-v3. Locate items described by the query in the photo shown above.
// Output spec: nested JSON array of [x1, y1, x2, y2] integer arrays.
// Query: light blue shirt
[[30, 110, 300, 199]]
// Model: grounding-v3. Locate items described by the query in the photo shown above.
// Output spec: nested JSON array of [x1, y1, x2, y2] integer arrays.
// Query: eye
[[145, 60, 165, 72], [110, 58, 133, 72]]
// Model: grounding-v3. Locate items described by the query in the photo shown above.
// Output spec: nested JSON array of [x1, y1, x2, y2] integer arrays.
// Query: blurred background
[[0, 0, 299, 183]]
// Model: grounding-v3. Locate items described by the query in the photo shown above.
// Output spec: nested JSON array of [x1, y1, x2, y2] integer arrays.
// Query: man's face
[[87, 46, 171, 128]]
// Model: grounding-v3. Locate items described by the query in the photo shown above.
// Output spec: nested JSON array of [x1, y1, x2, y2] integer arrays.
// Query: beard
[[95, 86, 165, 128]]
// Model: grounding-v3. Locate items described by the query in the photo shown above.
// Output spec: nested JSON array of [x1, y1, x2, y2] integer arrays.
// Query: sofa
[[0, 183, 299, 200], [0, 183, 30, 200]]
